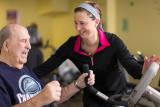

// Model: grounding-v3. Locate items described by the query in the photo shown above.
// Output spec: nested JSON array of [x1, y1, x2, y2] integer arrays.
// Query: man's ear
[[2, 40, 9, 52]]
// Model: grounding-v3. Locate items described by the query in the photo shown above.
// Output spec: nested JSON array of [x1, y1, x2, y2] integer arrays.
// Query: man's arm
[[13, 81, 61, 107]]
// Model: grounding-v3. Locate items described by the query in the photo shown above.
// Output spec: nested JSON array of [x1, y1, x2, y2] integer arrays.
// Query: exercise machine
[[128, 62, 160, 107], [84, 62, 160, 107]]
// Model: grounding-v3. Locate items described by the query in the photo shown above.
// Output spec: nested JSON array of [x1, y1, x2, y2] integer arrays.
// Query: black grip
[[52, 75, 57, 81], [108, 94, 128, 106], [82, 64, 89, 73], [51, 75, 58, 107], [82, 65, 98, 95], [82, 65, 128, 106], [82, 64, 90, 86]]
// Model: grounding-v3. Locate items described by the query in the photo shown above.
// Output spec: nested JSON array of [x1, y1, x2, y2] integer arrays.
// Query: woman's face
[[74, 11, 98, 39]]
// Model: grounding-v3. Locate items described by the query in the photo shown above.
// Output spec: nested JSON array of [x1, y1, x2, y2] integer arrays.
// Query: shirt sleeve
[[33, 37, 73, 78], [0, 79, 12, 107], [113, 34, 142, 79]]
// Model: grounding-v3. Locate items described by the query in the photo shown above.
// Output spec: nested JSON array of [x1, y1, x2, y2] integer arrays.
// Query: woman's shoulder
[[68, 35, 78, 40], [104, 32, 119, 39], [65, 35, 79, 44], [104, 32, 127, 49], [104, 32, 122, 43], [59, 35, 79, 49]]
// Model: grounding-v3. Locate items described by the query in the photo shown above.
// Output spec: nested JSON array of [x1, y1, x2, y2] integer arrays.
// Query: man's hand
[[40, 81, 62, 105], [13, 81, 61, 107]]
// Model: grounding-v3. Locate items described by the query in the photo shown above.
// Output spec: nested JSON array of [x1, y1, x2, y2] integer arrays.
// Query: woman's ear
[[95, 19, 100, 27]]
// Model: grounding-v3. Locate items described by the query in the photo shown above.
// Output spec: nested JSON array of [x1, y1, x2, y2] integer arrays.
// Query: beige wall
[[0, 0, 54, 58], [1, 0, 159, 56], [48, 0, 107, 47], [115, 0, 160, 87], [0, 0, 106, 59], [116, 0, 160, 56], [0, 0, 159, 87], [0, 0, 53, 37]]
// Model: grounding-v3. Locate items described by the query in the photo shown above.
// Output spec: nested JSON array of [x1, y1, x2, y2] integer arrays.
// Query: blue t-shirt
[[0, 62, 44, 107]]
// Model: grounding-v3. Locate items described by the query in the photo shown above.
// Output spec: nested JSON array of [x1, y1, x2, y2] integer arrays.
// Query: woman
[[34, 1, 160, 107]]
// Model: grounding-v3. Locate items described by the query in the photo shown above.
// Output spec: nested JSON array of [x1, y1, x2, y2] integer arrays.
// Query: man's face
[[7, 26, 31, 67]]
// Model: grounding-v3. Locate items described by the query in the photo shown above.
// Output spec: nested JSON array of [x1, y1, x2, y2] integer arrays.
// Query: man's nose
[[26, 40, 31, 50]]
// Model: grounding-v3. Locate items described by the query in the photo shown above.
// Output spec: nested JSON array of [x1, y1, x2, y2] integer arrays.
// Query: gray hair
[[0, 25, 11, 53]]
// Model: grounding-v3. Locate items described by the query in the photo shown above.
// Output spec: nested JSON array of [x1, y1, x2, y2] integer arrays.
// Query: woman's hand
[[142, 55, 160, 74], [75, 70, 95, 89]]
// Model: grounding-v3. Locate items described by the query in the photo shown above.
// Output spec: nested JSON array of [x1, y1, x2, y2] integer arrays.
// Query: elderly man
[[0, 24, 95, 107]]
